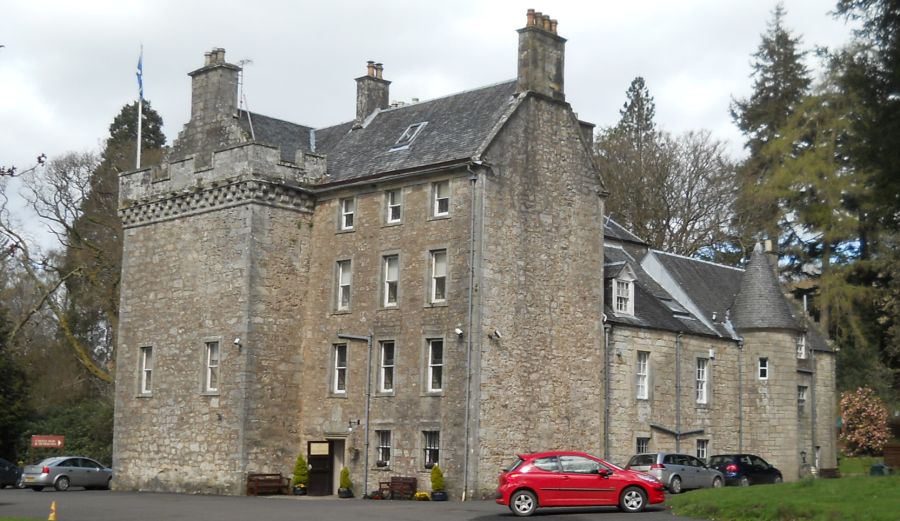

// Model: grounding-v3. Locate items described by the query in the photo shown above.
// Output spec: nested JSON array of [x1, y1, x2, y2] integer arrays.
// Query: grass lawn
[[0, 518, 41, 521], [839, 455, 883, 476], [667, 475, 900, 521]]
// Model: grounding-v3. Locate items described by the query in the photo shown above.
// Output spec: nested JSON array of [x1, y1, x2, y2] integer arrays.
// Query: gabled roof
[[314, 80, 519, 182], [237, 110, 314, 162], [604, 217, 647, 245], [732, 244, 800, 331]]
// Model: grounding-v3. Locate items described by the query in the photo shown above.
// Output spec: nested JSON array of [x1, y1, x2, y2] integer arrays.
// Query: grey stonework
[[113, 9, 835, 499]]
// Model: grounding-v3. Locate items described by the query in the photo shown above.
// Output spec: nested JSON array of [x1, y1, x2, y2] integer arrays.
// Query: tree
[[840, 387, 891, 455], [731, 2, 812, 252], [595, 78, 738, 258], [0, 306, 31, 460]]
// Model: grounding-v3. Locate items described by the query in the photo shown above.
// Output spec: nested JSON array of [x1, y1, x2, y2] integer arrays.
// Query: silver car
[[625, 452, 723, 493], [21, 456, 112, 491]]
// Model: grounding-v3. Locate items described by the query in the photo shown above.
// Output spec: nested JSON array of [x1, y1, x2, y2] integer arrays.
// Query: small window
[[383, 255, 399, 307], [797, 334, 807, 359], [432, 180, 450, 217], [532, 456, 560, 472], [376, 430, 391, 466], [696, 358, 708, 404], [614, 279, 634, 315], [380, 341, 395, 393], [427, 338, 443, 392], [696, 439, 708, 461], [758, 357, 769, 380], [334, 344, 348, 394], [636, 437, 650, 454], [423, 430, 440, 468], [430, 249, 447, 304], [393, 122, 427, 150], [385, 189, 402, 223], [636, 351, 649, 399], [798, 385, 808, 413], [139, 346, 153, 394], [205, 341, 219, 392], [337, 260, 352, 311], [339, 198, 355, 230]]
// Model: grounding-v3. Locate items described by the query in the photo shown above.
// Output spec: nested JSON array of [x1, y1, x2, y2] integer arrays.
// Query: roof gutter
[[309, 159, 471, 194]]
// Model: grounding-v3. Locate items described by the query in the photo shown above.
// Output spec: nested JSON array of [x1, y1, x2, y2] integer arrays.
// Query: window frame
[[758, 357, 769, 380], [385, 189, 402, 224], [376, 430, 392, 466], [798, 385, 808, 413], [139, 346, 153, 395], [423, 430, 440, 468], [339, 197, 355, 231], [429, 249, 447, 304], [333, 344, 348, 395], [797, 334, 807, 359], [392, 122, 427, 150], [379, 340, 395, 393], [426, 338, 444, 393], [336, 259, 352, 312], [636, 437, 650, 454], [383, 254, 399, 308], [432, 180, 450, 218], [614, 278, 634, 316], [696, 357, 709, 405], [696, 439, 709, 461], [204, 341, 220, 393], [636, 351, 649, 400]]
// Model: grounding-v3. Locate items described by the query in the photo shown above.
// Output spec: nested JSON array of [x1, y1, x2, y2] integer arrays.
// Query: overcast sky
[[1, 0, 855, 247]]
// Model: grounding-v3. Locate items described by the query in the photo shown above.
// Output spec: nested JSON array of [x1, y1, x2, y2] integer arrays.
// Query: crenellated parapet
[[119, 142, 321, 228]]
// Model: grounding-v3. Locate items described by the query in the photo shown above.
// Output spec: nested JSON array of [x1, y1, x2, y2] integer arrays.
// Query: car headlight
[[635, 473, 661, 484]]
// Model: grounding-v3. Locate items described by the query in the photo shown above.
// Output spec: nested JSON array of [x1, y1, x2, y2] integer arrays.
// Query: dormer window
[[606, 263, 636, 317], [615, 280, 633, 314], [392, 122, 427, 150]]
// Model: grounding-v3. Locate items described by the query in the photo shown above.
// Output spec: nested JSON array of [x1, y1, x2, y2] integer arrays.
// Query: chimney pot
[[204, 52, 212, 66], [542, 15, 551, 31], [366, 60, 376, 77], [550, 19, 558, 34], [534, 11, 542, 26], [375, 63, 384, 80], [526, 8, 535, 26]]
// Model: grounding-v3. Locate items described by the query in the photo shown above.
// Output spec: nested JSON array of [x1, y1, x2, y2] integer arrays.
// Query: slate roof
[[314, 80, 519, 182], [604, 217, 647, 245], [236, 110, 314, 162], [732, 244, 801, 331]]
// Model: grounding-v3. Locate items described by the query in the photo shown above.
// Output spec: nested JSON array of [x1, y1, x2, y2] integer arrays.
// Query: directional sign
[[31, 435, 65, 449]]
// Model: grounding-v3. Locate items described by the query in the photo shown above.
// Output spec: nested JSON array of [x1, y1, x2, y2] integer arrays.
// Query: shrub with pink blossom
[[839, 387, 891, 456]]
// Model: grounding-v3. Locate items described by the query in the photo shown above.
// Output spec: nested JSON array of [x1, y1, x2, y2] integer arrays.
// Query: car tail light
[[650, 463, 665, 469], [41, 466, 50, 474], [725, 464, 738, 473]]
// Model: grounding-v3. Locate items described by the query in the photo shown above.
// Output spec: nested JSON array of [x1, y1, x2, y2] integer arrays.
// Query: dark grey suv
[[625, 453, 724, 493], [707, 454, 782, 486]]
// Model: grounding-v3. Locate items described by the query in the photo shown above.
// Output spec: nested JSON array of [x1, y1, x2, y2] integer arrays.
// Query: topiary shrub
[[292, 453, 308, 488], [339, 467, 352, 490], [430, 464, 445, 492]]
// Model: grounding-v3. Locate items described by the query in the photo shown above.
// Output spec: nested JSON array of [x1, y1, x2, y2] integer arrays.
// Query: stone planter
[[431, 491, 448, 501], [338, 487, 354, 498]]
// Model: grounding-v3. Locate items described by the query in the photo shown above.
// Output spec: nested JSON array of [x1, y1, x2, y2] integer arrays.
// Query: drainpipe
[[810, 340, 817, 469], [738, 339, 744, 452], [675, 332, 683, 453], [337, 332, 372, 496], [603, 321, 611, 460], [462, 164, 478, 501]]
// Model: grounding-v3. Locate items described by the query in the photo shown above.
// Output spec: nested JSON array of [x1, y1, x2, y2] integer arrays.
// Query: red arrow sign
[[31, 435, 65, 449]]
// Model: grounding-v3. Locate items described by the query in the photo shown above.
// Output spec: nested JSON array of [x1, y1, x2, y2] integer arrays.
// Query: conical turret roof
[[732, 243, 800, 331]]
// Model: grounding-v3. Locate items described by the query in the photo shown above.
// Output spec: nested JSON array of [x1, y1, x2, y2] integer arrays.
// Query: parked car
[[20, 456, 112, 491], [496, 450, 666, 516], [625, 452, 724, 493], [0, 457, 22, 489], [707, 454, 782, 486]]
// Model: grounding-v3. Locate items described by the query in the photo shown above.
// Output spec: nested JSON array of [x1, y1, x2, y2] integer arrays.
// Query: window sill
[[200, 390, 220, 397], [136, 393, 153, 398], [428, 214, 451, 221], [336, 228, 356, 234], [333, 309, 352, 315], [422, 391, 444, 397], [425, 301, 448, 308], [328, 393, 348, 399], [383, 221, 402, 228], [374, 391, 395, 397], [378, 305, 400, 312]]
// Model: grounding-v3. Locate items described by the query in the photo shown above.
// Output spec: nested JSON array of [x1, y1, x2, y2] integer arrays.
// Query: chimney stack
[[516, 8, 566, 100], [188, 47, 241, 122], [355, 60, 391, 127]]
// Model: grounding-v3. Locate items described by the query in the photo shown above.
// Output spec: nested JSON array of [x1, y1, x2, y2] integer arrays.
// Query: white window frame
[[798, 385, 808, 413], [337, 259, 352, 311], [423, 430, 440, 468], [696, 439, 709, 461], [380, 341, 395, 393], [636, 437, 649, 454], [696, 358, 708, 404], [139, 346, 153, 394], [430, 249, 447, 304], [614, 279, 634, 315], [432, 180, 450, 217], [205, 341, 220, 392], [376, 430, 392, 466], [340, 198, 355, 230], [383, 255, 399, 308], [797, 334, 807, 359], [427, 338, 443, 392], [636, 351, 649, 400], [758, 357, 769, 380], [333, 344, 348, 394], [386, 189, 402, 224]]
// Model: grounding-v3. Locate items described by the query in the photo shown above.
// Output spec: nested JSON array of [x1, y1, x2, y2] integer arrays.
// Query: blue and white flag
[[136, 48, 144, 100]]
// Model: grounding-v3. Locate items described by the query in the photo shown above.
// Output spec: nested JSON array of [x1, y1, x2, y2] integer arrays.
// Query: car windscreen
[[503, 457, 524, 472], [627, 454, 655, 467], [707, 456, 731, 466]]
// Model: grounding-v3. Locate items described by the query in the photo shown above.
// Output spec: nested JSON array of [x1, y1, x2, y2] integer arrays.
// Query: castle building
[[112, 10, 835, 498]]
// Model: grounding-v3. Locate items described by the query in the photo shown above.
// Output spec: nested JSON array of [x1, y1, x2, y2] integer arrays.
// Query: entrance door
[[307, 441, 332, 496]]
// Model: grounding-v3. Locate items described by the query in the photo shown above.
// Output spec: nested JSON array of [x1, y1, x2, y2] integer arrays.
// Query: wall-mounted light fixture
[[347, 419, 360, 433]]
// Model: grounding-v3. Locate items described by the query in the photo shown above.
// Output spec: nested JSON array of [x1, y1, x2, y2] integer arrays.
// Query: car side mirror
[[597, 469, 611, 477]]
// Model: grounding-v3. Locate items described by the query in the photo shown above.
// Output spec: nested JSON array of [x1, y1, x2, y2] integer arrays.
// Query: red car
[[496, 451, 666, 516]]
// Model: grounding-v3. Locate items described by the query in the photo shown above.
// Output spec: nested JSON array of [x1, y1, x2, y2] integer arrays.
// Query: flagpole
[[136, 44, 143, 169]]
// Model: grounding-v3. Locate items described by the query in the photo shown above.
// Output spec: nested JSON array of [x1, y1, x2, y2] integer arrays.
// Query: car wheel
[[738, 476, 750, 487], [619, 486, 647, 513], [55, 476, 70, 492], [102, 478, 111, 490], [669, 476, 682, 494], [712, 477, 723, 488], [31, 486, 44, 492], [509, 489, 538, 517], [773, 475, 783, 484]]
